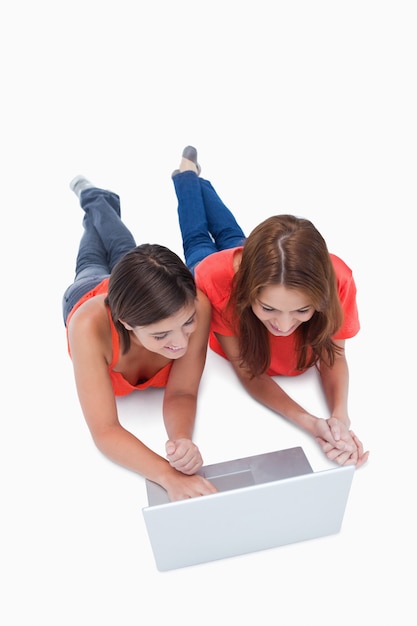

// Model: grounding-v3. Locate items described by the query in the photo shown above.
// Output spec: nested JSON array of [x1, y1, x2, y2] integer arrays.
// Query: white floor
[[2, 2, 416, 624]]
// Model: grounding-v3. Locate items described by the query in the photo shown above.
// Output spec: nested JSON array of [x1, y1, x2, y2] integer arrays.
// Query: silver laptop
[[142, 447, 355, 571]]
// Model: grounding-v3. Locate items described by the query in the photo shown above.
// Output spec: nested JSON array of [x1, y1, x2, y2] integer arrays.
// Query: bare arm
[[163, 291, 214, 475], [318, 340, 369, 467], [67, 298, 215, 500], [319, 340, 350, 423], [215, 333, 369, 466], [215, 333, 327, 433]]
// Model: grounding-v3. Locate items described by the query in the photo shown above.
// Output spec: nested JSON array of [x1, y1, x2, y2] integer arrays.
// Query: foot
[[172, 145, 201, 178], [69, 175, 94, 198], [181, 145, 201, 175]]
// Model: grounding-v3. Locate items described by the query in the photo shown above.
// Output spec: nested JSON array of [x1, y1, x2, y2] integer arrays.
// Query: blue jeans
[[62, 187, 136, 325], [173, 171, 246, 272]]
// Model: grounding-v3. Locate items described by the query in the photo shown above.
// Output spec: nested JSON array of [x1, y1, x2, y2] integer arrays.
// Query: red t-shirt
[[194, 247, 359, 377], [66, 277, 172, 396]]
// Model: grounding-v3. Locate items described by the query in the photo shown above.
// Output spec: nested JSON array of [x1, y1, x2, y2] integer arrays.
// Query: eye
[[184, 314, 196, 327], [260, 304, 274, 312], [153, 333, 168, 341]]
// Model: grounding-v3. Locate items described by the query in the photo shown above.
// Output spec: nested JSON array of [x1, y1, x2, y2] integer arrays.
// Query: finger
[[333, 451, 356, 465], [316, 438, 336, 454], [167, 442, 194, 464], [172, 453, 203, 474], [328, 420, 341, 441], [327, 445, 358, 464], [316, 438, 349, 455], [165, 440, 176, 456], [350, 431, 365, 455], [355, 450, 370, 468]]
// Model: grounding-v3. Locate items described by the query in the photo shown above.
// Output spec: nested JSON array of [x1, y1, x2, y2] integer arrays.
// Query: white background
[[1, 1, 415, 624]]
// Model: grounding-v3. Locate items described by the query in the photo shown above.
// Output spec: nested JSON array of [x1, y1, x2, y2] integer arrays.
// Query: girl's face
[[123, 303, 197, 359], [252, 285, 315, 337]]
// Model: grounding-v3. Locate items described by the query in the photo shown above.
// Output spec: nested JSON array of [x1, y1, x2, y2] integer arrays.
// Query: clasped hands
[[315, 417, 369, 468]]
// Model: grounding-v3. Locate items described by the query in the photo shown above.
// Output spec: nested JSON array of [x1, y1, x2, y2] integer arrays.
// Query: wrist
[[152, 462, 178, 490], [293, 411, 318, 435], [329, 414, 351, 428]]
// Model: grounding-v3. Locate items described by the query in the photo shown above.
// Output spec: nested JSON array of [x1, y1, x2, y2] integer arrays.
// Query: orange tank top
[[66, 277, 173, 396]]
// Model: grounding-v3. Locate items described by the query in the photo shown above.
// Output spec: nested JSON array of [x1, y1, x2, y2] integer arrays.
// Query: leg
[[199, 178, 245, 250], [173, 171, 217, 271], [79, 187, 136, 273], [74, 211, 111, 280], [62, 275, 108, 325], [62, 184, 136, 325]]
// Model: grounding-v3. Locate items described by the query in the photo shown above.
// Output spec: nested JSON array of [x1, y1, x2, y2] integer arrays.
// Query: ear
[[119, 319, 133, 331]]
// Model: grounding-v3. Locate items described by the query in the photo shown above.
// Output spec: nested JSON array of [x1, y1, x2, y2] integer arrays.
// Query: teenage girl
[[172, 147, 369, 467], [63, 176, 217, 501]]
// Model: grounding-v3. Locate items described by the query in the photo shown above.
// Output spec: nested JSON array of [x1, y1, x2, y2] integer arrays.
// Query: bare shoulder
[[196, 288, 211, 315], [67, 295, 112, 359], [195, 289, 212, 332]]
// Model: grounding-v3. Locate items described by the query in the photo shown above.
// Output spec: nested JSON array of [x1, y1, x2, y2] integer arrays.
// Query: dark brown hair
[[229, 215, 343, 376], [105, 244, 196, 353]]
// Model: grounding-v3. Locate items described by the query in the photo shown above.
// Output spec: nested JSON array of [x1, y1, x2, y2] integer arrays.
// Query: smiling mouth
[[269, 322, 294, 334]]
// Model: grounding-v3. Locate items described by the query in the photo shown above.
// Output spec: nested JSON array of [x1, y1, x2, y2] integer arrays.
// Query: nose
[[273, 313, 294, 332], [168, 328, 190, 348]]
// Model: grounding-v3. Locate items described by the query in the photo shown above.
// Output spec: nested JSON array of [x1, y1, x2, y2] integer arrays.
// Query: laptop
[[142, 447, 355, 571]]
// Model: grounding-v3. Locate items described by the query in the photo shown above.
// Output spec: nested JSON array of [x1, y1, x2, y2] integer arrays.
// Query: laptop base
[[142, 447, 354, 571]]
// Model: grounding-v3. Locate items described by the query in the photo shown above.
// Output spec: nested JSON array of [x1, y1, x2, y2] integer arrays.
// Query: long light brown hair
[[228, 215, 343, 376]]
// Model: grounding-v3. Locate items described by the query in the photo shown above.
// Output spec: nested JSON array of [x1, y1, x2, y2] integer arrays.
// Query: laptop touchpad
[[206, 469, 256, 492]]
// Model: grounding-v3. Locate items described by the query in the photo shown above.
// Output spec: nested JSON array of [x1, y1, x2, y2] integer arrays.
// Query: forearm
[[240, 373, 318, 435], [92, 420, 214, 498], [162, 392, 197, 441], [91, 422, 173, 483], [240, 373, 359, 461], [319, 356, 350, 426]]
